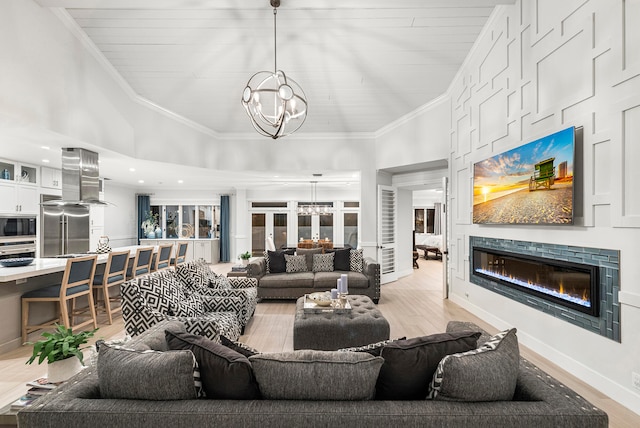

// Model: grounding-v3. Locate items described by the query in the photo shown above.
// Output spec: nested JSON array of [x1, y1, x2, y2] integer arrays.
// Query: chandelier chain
[[273, 7, 278, 73]]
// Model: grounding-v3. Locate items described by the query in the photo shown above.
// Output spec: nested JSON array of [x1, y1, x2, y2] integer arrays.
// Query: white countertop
[[0, 246, 154, 283]]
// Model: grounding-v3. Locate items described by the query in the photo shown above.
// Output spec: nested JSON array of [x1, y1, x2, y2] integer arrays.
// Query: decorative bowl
[[307, 292, 332, 306], [0, 257, 34, 268]]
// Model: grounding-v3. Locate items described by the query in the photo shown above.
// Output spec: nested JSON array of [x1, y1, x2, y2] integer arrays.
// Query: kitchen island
[[0, 246, 155, 354]]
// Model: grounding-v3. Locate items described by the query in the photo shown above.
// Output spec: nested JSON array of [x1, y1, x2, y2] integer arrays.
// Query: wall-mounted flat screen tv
[[473, 126, 575, 224]]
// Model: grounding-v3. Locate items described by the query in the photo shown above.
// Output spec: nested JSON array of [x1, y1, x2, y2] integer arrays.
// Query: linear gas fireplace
[[472, 247, 599, 316]]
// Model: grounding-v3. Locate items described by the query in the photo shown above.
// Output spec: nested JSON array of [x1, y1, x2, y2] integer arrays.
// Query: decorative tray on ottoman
[[303, 293, 352, 314]]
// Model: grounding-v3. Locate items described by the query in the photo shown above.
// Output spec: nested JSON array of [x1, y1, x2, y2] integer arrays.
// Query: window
[[319, 214, 333, 241], [426, 208, 435, 234], [344, 212, 358, 248], [414, 209, 425, 233], [298, 215, 311, 240], [273, 213, 287, 249], [251, 214, 266, 256]]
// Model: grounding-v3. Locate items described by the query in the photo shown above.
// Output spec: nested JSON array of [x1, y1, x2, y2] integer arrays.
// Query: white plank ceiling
[[35, 0, 515, 136]]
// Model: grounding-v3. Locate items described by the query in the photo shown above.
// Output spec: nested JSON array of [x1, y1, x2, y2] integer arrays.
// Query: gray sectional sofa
[[17, 320, 608, 428], [246, 250, 381, 303]]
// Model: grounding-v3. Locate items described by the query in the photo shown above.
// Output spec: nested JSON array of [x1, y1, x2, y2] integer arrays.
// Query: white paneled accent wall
[[447, 0, 640, 415]]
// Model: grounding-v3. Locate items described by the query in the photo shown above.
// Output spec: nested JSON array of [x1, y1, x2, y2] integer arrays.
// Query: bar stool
[[126, 247, 154, 279], [93, 250, 129, 325], [171, 242, 188, 268], [21, 255, 98, 344], [154, 244, 173, 271]]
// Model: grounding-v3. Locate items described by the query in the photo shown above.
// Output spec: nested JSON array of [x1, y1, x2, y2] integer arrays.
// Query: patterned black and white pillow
[[210, 275, 231, 289], [263, 250, 271, 273], [312, 253, 335, 272], [338, 337, 405, 357], [285, 254, 307, 273], [350, 249, 364, 273]]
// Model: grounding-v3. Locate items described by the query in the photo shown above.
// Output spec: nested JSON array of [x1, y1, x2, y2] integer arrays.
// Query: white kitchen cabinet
[[41, 166, 62, 189], [0, 180, 39, 215], [193, 240, 212, 263], [90, 205, 105, 228], [89, 226, 105, 252]]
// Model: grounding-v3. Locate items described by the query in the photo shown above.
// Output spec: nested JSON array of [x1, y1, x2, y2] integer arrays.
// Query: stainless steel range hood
[[41, 148, 110, 206]]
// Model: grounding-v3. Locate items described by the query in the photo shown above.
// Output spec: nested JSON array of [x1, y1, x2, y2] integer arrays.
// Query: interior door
[[441, 176, 449, 299], [377, 185, 398, 284]]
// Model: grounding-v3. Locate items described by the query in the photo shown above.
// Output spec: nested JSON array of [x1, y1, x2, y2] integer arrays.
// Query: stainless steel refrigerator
[[40, 195, 90, 257]]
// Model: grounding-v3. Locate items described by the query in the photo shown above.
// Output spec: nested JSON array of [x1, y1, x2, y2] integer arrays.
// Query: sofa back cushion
[[249, 350, 383, 400], [295, 247, 323, 271], [166, 330, 260, 400]]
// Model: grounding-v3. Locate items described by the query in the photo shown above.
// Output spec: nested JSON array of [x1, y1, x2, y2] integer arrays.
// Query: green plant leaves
[[26, 324, 98, 366]]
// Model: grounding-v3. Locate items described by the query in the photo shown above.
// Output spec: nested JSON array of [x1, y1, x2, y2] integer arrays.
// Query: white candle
[[340, 273, 348, 294], [331, 288, 338, 299]]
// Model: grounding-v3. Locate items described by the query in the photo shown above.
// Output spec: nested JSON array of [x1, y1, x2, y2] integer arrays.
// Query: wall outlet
[[632, 372, 640, 392]]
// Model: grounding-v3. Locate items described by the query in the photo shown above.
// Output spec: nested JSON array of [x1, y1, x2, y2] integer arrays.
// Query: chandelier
[[241, 0, 308, 139], [297, 181, 332, 216]]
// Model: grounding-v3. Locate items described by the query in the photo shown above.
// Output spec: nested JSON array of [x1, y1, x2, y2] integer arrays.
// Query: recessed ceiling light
[[42, 159, 50, 163], [178, 180, 184, 184], [138, 180, 144, 184], [129, 168, 136, 172], [41, 146, 50, 150]]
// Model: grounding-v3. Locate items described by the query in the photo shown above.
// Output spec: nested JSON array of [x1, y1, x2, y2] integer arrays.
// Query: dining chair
[[93, 250, 129, 324], [171, 242, 189, 268], [21, 255, 98, 344], [154, 244, 173, 271], [126, 247, 154, 279]]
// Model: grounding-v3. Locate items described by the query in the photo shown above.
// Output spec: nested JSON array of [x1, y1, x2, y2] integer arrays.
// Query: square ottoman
[[293, 294, 390, 351]]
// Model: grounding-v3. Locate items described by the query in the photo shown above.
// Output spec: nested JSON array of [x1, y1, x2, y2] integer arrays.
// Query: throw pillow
[[166, 330, 260, 400], [249, 350, 383, 400], [327, 248, 351, 271], [266, 249, 295, 274], [427, 328, 519, 402], [97, 343, 201, 400], [350, 249, 364, 273], [285, 254, 308, 273], [220, 335, 259, 358], [295, 247, 323, 271], [210, 274, 231, 290], [338, 337, 406, 357], [312, 253, 335, 272], [375, 331, 481, 400]]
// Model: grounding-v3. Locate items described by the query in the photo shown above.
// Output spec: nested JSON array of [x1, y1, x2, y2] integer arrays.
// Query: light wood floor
[[1, 258, 638, 426]]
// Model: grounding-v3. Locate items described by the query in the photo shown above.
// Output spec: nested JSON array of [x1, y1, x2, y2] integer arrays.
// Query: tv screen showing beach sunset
[[473, 126, 575, 224]]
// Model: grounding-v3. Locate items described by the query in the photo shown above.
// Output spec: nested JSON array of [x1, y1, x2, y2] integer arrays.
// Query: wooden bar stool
[[154, 244, 173, 271], [93, 250, 129, 325], [21, 255, 98, 344], [126, 247, 154, 279], [171, 242, 188, 268]]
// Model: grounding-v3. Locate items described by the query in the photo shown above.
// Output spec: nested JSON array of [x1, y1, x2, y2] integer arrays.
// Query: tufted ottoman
[[293, 295, 390, 351]]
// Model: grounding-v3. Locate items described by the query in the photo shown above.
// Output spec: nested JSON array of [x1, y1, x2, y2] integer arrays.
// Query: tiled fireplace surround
[[469, 236, 620, 342]]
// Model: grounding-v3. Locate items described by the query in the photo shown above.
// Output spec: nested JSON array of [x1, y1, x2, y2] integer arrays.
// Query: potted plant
[[26, 324, 98, 383], [239, 251, 252, 265]]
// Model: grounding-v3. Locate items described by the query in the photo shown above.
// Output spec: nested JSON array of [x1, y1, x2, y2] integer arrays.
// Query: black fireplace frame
[[472, 246, 600, 317]]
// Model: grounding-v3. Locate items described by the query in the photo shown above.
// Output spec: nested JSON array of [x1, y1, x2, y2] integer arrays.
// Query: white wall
[[435, 0, 640, 414], [103, 183, 137, 247], [370, 0, 640, 416]]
